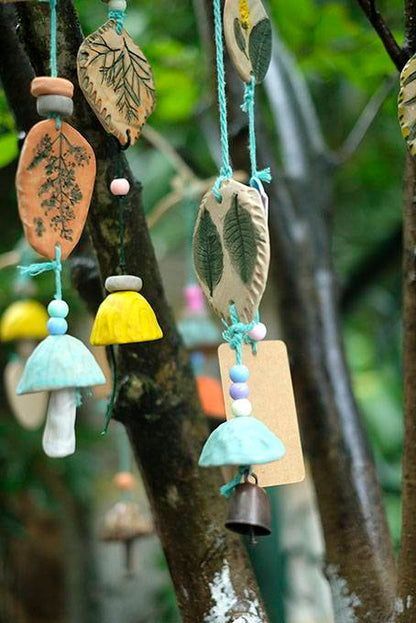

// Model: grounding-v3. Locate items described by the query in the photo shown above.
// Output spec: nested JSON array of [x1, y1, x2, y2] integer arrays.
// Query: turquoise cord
[[212, 0, 233, 201], [49, 0, 61, 129], [109, 9, 125, 35], [220, 465, 251, 498], [18, 244, 63, 301], [241, 76, 271, 188], [222, 303, 259, 366]]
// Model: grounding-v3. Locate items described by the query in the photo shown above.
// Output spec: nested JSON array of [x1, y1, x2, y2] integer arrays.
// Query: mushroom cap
[[177, 315, 221, 349], [196, 375, 225, 419], [0, 300, 48, 342], [17, 334, 106, 394], [199, 416, 286, 467], [101, 501, 154, 542], [90, 291, 163, 346]]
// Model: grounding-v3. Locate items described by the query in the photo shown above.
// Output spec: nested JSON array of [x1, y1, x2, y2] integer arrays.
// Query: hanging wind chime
[[14, 0, 106, 457], [77, 0, 162, 433], [194, 0, 304, 542]]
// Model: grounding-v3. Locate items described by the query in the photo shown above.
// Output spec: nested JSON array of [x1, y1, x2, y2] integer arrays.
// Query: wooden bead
[[31, 77, 74, 99], [37, 95, 74, 118], [105, 275, 143, 293], [113, 471, 135, 491]]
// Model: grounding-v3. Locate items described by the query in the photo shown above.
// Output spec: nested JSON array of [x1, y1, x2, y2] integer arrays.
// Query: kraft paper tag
[[218, 340, 305, 488]]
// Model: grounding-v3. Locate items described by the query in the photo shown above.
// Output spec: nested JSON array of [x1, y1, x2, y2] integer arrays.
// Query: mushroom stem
[[42, 388, 77, 458]]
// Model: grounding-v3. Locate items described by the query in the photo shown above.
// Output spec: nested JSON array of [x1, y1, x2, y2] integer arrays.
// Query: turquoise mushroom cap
[[17, 335, 106, 394], [199, 416, 286, 467]]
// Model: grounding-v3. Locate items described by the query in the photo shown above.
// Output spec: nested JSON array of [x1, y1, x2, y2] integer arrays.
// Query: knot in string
[[109, 9, 125, 34], [241, 76, 272, 189], [222, 303, 259, 365], [18, 244, 63, 300]]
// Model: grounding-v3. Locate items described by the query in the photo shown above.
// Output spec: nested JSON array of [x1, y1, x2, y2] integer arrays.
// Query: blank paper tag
[[218, 340, 305, 488]]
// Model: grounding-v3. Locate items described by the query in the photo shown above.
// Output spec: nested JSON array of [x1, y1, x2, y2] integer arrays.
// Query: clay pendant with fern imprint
[[77, 19, 156, 147], [16, 119, 96, 261], [223, 0, 272, 84], [192, 179, 270, 324], [399, 55, 416, 155]]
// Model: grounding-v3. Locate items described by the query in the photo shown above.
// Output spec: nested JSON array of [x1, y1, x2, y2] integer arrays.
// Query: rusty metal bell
[[225, 473, 271, 545]]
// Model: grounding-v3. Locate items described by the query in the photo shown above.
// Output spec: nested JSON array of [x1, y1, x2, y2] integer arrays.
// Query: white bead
[[37, 95, 73, 118], [108, 0, 127, 10], [105, 275, 143, 293], [231, 398, 252, 417]]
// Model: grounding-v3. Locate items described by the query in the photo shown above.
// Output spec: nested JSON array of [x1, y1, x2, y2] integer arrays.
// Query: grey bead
[[105, 275, 143, 293], [37, 95, 74, 118]]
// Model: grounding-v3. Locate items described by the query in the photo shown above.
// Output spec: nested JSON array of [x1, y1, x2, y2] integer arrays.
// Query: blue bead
[[47, 317, 68, 335], [229, 365, 249, 383], [48, 299, 69, 318]]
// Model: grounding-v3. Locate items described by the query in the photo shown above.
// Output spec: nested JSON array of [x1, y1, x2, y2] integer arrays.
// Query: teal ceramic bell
[[17, 333, 105, 459], [199, 416, 285, 467]]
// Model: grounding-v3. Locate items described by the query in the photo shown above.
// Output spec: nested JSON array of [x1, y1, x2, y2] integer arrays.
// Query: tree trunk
[[195, 1, 397, 619], [0, 2, 267, 621]]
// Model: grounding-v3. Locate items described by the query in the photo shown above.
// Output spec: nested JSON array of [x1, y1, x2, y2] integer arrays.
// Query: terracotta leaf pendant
[[193, 179, 270, 323], [16, 119, 96, 261], [77, 19, 156, 146], [399, 55, 416, 155], [223, 0, 272, 84]]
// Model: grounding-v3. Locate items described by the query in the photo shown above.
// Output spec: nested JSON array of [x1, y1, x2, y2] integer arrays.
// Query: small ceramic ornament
[[223, 0, 272, 84], [399, 56, 416, 155], [16, 78, 96, 261], [77, 18, 155, 146], [0, 300, 49, 429], [193, 178, 270, 323], [177, 284, 221, 352], [17, 299, 105, 457], [90, 275, 163, 346]]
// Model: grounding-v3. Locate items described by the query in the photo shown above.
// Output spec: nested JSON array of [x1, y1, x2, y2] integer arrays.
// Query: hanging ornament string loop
[[18, 244, 63, 301], [241, 76, 271, 188], [48, 0, 62, 129], [212, 0, 233, 201], [220, 464, 252, 498], [222, 303, 259, 365], [108, 8, 125, 35]]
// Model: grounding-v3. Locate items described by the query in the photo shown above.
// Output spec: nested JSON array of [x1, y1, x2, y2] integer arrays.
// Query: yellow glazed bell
[[0, 299, 48, 342], [90, 275, 163, 346]]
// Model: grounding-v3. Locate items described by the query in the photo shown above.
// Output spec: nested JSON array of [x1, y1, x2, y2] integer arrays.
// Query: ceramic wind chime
[[13, 0, 106, 457], [193, 0, 305, 543], [77, 0, 162, 393], [101, 425, 153, 573]]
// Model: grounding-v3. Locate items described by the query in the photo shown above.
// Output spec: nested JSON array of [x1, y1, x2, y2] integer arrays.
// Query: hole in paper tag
[[218, 340, 305, 488]]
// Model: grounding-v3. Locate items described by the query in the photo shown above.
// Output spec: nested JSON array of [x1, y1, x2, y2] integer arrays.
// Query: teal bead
[[48, 299, 69, 318], [47, 317, 68, 335], [229, 364, 249, 383]]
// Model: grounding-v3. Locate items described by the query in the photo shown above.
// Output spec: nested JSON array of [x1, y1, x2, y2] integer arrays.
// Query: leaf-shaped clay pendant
[[77, 19, 156, 146], [16, 119, 96, 261], [399, 55, 416, 155], [223, 0, 272, 84], [193, 179, 270, 323]]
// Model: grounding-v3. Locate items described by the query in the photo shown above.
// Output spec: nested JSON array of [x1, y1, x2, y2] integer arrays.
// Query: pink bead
[[110, 178, 130, 196], [184, 284, 205, 313], [248, 322, 267, 341]]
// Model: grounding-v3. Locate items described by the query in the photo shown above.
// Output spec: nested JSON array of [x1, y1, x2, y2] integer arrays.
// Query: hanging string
[[212, 0, 233, 201], [108, 4, 125, 35], [222, 303, 259, 366], [48, 0, 61, 129], [18, 244, 63, 301], [241, 76, 271, 188], [102, 345, 117, 435], [220, 465, 252, 498]]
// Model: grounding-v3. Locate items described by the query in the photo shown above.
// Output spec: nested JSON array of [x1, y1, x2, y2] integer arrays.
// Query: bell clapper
[[249, 527, 258, 548], [42, 387, 77, 458]]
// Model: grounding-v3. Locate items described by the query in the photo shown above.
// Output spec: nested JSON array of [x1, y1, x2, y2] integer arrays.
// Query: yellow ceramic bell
[[0, 299, 48, 342], [90, 275, 163, 346]]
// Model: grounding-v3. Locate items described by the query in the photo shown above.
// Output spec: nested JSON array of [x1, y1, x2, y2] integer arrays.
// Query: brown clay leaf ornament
[[16, 119, 96, 261], [77, 19, 156, 146]]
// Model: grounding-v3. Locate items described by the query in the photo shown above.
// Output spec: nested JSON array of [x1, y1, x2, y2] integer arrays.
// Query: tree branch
[[0, 3, 267, 620], [356, 0, 409, 70]]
